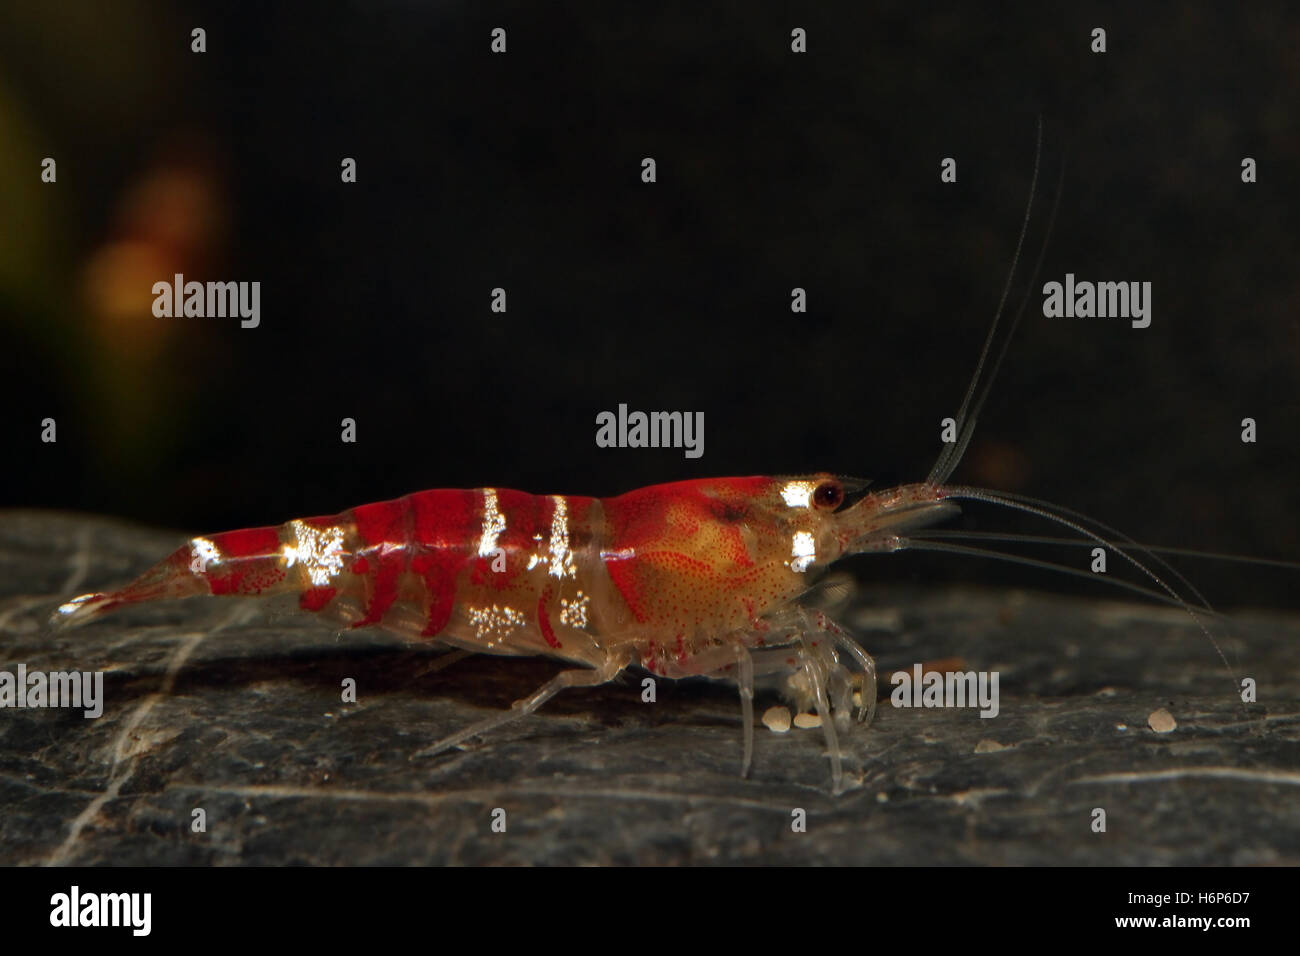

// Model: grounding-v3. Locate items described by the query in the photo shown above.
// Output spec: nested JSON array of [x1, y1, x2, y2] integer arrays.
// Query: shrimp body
[[58, 488, 611, 664], [53, 475, 959, 790], [56, 477, 952, 660]]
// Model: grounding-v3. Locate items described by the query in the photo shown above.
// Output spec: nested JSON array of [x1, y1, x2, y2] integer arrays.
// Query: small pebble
[[1148, 707, 1177, 734], [1115, 723, 1128, 732], [974, 739, 1006, 754], [762, 706, 792, 733], [793, 712, 823, 729]]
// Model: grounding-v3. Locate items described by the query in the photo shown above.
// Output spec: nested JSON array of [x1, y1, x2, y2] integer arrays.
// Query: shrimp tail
[[52, 545, 200, 628], [50, 523, 329, 629]]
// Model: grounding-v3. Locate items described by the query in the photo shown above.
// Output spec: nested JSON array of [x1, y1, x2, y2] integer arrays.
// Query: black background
[[2, 865, 1283, 938], [3, 865, 1283, 937], [1, 1, 1296, 607]]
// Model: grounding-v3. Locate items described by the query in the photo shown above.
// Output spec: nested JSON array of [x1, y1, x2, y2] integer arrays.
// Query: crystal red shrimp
[[49, 469, 1228, 794], [51, 477, 959, 792]]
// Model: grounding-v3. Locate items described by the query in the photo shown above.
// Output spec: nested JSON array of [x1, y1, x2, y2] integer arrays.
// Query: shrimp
[[51, 477, 960, 793], [47, 121, 1229, 793]]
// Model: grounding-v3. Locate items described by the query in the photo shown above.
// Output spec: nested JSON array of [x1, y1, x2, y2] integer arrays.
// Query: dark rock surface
[[1, 510, 1297, 865]]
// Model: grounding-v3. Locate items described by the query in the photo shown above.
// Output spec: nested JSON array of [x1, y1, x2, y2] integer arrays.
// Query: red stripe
[[352, 498, 407, 545], [604, 560, 649, 623], [204, 526, 286, 595], [211, 526, 280, 558], [353, 549, 403, 627], [409, 490, 479, 637], [408, 489, 479, 546], [537, 588, 561, 648], [300, 586, 337, 611]]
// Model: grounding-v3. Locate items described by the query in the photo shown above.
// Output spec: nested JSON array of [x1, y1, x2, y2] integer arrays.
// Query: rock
[[1, 511, 1296, 865]]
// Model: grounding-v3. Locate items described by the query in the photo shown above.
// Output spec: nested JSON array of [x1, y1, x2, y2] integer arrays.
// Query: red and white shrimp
[[52, 475, 963, 792], [49, 122, 1228, 793], [53, 476, 1221, 793]]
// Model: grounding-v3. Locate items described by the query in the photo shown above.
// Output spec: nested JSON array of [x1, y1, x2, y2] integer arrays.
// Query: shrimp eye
[[812, 481, 843, 510]]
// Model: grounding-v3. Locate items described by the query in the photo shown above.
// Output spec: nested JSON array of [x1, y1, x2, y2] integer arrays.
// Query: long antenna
[[928, 117, 1056, 486]]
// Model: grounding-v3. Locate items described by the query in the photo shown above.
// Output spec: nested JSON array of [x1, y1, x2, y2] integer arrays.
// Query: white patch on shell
[[559, 590, 590, 629], [788, 530, 816, 572], [282, 520, 347, 587], [547, 495, 577, 578], [189, 537, 221, 574], [780, 480, 816, 509], [467, 604, 526, 646], [477, 488, 506, 558]]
